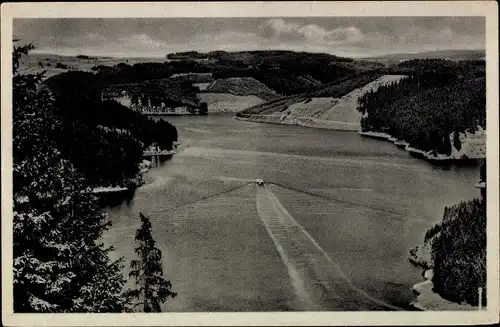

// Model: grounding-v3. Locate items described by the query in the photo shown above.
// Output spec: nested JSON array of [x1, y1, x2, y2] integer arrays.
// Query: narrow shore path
[[256, 183, 402, 311]]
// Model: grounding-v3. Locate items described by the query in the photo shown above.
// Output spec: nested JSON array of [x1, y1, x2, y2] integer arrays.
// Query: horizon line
[[29, 47, 487, 60]]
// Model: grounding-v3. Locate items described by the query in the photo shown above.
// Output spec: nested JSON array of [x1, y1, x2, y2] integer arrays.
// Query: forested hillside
[[103, 78, 201, 110], [13, 43, 177, 312], [92, 50, 382, 99], [239, 72, 382, 116], [410, 196, 486, 309], [24, 50, 389, 115], [40, 70, 177, 188], [357, 59, 486, 157], [13, 43, 129, 312], [205, 77, 278, 101], [235, 73, 408, 131], [432, 198, 487, 306], [364, 49, 485, 62]]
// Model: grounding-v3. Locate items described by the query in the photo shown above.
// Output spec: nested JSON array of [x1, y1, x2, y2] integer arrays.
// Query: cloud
[[118, 33, 167, 49], [34, 33, 176, 58], [255, 18, 484, 53], [387, 25, 484, 52], [83, 33, 108, 44], [189, 31, 273, 51], [258, 18, 364, 45], [43, 32, 108, 49], [25, 17, 485, 58]]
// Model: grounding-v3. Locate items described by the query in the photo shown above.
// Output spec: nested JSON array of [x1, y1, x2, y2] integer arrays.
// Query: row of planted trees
[[130, 93, 192, 110], [129, 96, 208, 115], [13, 42, 176, 312], [123, 81, 208, 115]]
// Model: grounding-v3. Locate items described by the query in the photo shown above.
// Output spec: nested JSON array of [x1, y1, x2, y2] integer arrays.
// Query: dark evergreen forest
[[13, 43, 488, 312], [43, 71, 178, 187], [357, 59, 486, 155], [92, 50, 378, 97], [422, 197, 487, 306]]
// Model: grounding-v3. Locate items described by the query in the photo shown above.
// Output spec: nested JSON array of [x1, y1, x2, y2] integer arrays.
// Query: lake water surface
[[101, 114, 481, 311]]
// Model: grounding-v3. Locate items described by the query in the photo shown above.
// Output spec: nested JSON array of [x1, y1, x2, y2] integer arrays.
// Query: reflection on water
[[96, 188, 137, 208], [101, 114, 481, 311]]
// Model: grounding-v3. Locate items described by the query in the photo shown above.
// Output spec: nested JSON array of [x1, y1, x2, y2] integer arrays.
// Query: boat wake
[[255, 183, 402, 311]]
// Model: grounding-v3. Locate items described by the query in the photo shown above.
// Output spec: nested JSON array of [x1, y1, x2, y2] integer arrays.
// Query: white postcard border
[[1, 1, 498, 326]]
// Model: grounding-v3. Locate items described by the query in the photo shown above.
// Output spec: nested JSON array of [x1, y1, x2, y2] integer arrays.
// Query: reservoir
[[101, 114, 480, 311]]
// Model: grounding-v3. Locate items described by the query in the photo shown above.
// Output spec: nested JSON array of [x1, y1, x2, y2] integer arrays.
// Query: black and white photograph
[[2, 1, 499, 326]]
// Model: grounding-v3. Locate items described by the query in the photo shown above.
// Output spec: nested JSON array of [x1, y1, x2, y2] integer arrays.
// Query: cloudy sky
[[13, 17, 485, 58]]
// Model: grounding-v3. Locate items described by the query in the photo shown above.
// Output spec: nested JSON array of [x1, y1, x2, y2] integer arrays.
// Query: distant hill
[[68, 50, 384, 113], [363, 49, 485, 62], [237, 73, 402, 131], [23, 50, 485, 129], [40, 70, 178, 188], [22, 51, 386, 106], [197, 93, 267, 113], [204, 77, 279, 101], [18, 53, 166, 79]]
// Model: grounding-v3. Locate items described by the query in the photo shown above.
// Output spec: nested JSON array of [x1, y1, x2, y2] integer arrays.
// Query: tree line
[[102, 78, 205, 113], [43, 69, 178, 188], [376, 60, 488, 307], [357, 59, 486, 156], [91, 50, 366, 96], [422, 197, 486, 306], [13, 42, 176, 312]]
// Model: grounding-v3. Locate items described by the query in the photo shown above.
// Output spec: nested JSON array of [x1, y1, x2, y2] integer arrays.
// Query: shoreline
[[91, 158, 154, 195], [143, 149, 177, 156], [240, 114, 485, 311], [236, 115, 485, 163], [410, 269, 479, 311], [235, 115, 359, 131], [141, 112, 199, 116], [408, 241, 482, 311], [358, 130, 485, 163]]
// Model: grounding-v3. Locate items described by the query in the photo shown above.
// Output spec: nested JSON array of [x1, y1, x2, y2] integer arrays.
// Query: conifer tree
[[13, 41, 128, 312], [128, 213, 177, 312]]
